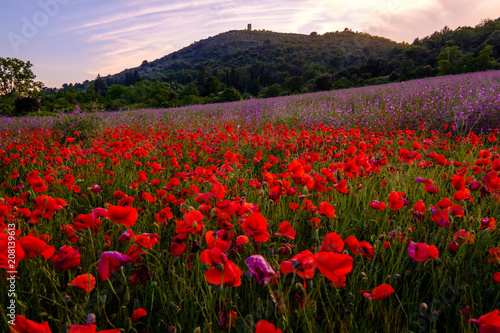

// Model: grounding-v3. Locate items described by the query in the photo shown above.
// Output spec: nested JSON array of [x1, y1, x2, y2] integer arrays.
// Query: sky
[[1, 0, 499, 88]]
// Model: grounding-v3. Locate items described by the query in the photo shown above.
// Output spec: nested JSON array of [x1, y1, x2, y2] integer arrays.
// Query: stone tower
[[247, 24, 252, 31]]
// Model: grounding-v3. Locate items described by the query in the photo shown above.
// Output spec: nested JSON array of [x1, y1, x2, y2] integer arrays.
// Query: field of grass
[[1, 71, 500, 333]]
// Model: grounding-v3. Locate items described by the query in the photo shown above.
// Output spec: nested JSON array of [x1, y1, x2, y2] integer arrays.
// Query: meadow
[[1, 71, 500, 332]]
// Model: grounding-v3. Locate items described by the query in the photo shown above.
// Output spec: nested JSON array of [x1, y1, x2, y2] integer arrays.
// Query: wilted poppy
[[97, 251, 132, 281], [245, 255, 276, 285]]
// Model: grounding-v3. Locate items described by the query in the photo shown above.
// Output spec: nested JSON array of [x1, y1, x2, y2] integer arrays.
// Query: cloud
[[320, 0, 500, 42]]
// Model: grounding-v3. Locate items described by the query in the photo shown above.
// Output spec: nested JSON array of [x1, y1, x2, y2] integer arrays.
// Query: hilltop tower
[[247, 24, 252, 31]]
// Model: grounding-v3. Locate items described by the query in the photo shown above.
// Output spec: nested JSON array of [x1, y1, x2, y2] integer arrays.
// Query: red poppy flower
[[333, 180, 350, 194], [107, 205, 138, 227], [320, 232, 344, 252], [71, 273, 96, 293], [255, 320, 282, 333], [408, 242, 439, 262], [155, 207, 173, 225], [388, 191, 405, 210], [235, 235, 249, 246], [131, 308, 147, 322], [483, 171, 500, 192], [0, 237, 23, 271], [10, 315, 52, 333], [280, 250, 315, 285], [287, 160, 305, 177], [205, 231, 230, 252], [454, 230, 475, 244], [210, 182, 226, 200], [241, 212, 270, 243], [200, 248, 243, 287], [480, 217, 496, 230], [52, 245, 81, 271], [136, 171, 148, 183], [317, 201, 336, 217], [73, 214, 99, 231], [469, 309, 500, 332], [369, 200, 386, 210], [35, 195, 66, 219], [18, 236, 54, 260], [360, 240, 374, 260], [170, 242, 186, 255], [344, 235, 361, 255], [314, 252, 353, 284], [275, 222, 296, 239], [371, 283, 395, 300], [175, 210, 204, 239]]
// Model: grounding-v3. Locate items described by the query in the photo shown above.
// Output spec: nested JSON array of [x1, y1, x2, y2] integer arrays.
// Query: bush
[[260, 83, 284, 98], [14, 97, 40, 115], [218, 88, 242, 102]]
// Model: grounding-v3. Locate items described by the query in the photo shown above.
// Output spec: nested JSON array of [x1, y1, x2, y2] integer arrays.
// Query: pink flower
[[408, 242, 439, 262], [245, 255, 275, 285], [97, 251, 132, 281]]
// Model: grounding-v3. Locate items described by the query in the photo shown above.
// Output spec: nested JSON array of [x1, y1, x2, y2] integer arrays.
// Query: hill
[[105, 29, 401, 95]]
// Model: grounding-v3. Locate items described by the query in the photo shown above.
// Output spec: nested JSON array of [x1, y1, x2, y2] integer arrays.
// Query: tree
[[437, 46, 463, 75], [260, 83, 284, 98], [475, 45, 496, 71], [218, 87, 242, 102], [93, 74, 108, 100], [314, 73, 333, 91], [0, 57, 43, 97]]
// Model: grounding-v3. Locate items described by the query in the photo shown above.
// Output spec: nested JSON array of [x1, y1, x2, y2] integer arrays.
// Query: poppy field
[[1, 71, 500, 333]]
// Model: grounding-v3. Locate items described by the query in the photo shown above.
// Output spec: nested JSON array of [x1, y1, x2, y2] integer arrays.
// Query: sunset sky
[[1, 0, 499, 88]]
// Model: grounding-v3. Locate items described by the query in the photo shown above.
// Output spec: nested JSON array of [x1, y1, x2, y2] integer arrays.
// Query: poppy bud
[[448, 241, 459, 251], [432, 311, 439, 320], [86, 313, 96, 325]]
